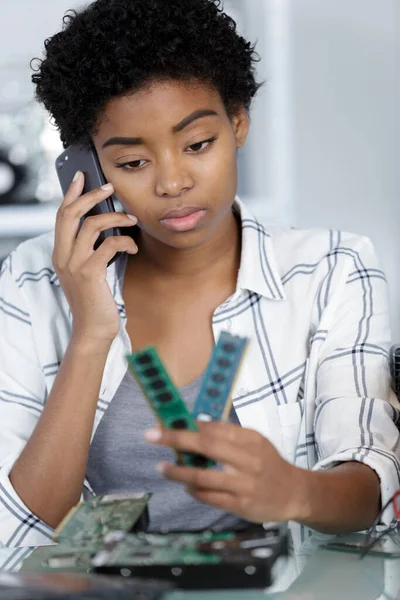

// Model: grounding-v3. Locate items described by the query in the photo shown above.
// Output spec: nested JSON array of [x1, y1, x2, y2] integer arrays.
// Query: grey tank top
[[86, 366, 245, 532]]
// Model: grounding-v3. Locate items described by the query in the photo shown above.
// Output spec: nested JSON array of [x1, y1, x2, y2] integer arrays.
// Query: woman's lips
[[160, 209, 206, 232]]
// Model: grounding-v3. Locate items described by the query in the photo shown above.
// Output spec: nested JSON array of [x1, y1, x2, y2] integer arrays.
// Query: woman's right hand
[[52, 171, 138, 345]]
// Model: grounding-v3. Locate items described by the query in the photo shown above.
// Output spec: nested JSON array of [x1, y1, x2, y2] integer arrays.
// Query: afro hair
[[32, 0, 263, 148]]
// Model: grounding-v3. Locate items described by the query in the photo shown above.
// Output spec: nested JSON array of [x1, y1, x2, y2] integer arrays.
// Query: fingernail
[[101, 183, 114, 191], [144, 428, 162, 442], [126, 214, 137, 222], [73, 170, 82, 182], [156, 462, 166, 475]]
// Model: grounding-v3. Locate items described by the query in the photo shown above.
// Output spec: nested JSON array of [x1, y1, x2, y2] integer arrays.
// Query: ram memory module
[[126, 348, 215, 469], [192, 331, 248, 422]]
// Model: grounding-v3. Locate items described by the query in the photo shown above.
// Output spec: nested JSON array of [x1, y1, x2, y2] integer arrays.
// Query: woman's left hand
[[144, 421, 306, 523]]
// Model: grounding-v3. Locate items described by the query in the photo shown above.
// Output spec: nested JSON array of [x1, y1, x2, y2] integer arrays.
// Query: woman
[[0, 0, 399, 549]]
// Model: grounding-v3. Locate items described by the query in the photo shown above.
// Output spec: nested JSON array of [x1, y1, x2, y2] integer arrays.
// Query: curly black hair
[[31, 0, 263, 148]]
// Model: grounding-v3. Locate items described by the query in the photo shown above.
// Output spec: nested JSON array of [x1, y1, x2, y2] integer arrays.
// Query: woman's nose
[[155, 156, 194, 197]]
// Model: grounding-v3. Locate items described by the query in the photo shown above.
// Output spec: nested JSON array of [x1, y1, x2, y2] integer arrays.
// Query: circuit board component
[[126, 349, 215, 469], [53, 493, 151, 545], [192, 331, 248, 422], [93, 530, 230, 568], [93, 527, 289, 589], [21, 492, 288, 590], [22, 493, 152, 574]]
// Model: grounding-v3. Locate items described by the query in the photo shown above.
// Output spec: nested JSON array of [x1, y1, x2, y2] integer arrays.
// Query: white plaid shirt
[[0, 197, 399, 557]]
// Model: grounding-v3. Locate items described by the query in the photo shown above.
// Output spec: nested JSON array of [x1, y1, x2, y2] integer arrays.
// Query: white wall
[[3, 0, 86, 60], [0, 0, 86, 108], [291, 0, 400, 338]]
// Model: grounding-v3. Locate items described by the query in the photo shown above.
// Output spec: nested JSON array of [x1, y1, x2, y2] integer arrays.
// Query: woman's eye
[[187, 137, 217, 153], [115, 137, 217, 171], [116, 159, 146, 171]]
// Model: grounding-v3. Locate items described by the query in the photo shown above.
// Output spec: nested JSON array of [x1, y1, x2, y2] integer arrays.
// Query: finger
[[68, 212, 138, 269], [62, 170, 86, 207], [145, 427, 250, 470], [157, 461, 243, 494], [196, 420, 262, 448], [54, 180, 121, 268], [54, 171, 85, 266], [188, 489, 239, 514], [80, 235, 138, 272]]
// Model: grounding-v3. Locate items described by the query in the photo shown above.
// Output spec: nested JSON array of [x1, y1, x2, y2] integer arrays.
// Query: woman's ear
[[231, 106, 250, 150]]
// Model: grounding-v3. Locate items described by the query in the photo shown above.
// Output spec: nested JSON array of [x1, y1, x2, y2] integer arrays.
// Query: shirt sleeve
[[312, 237, 400, 525], [0, 255, 55, 547]]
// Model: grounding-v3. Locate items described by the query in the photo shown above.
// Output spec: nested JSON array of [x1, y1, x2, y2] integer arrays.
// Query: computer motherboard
[[54, 492, 151, 545], [22, 493, 151, 573], [22, 493, 288, 589], [93, 526, 288, 589]]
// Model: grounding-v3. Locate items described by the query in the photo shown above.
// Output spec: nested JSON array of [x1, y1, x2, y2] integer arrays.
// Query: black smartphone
[[55, 143, 122, 267]]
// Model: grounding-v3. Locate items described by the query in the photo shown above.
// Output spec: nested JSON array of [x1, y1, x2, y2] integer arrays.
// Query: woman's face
[[92, 79, 249, 249]]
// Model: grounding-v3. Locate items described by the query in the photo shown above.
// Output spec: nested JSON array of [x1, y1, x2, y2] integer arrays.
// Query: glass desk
[[0, 529, 399, 600]]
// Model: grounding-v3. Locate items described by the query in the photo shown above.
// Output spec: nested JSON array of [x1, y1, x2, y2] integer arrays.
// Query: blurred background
[[0, 0, 399, 335]]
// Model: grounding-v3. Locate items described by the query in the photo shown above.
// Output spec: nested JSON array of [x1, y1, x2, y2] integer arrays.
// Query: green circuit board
[[53, 493, 151, 545], [192, 331, 249, 422], [22, 543, 95, 573], [22, 517, 288, 591], [126, 348, 214, 468], [92, 527, 286, 569], [93, 530, 241, 568], [22, 493, 152, 573], [23, 528, 280, 574]]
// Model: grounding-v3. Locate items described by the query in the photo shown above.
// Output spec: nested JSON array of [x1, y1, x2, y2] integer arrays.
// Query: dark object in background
[[0, 105, 61, 205], [0, 148, 28, 204], [325, 533, 400, 558], [390, 344, 400, 399]]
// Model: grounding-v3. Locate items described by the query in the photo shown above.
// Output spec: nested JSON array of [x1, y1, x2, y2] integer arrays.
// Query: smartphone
[[55, 143, 122, 267]]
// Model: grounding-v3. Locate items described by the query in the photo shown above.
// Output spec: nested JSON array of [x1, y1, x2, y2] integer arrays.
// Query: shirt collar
[[109, 196, 286, 302], [234, 197, 286, 301]]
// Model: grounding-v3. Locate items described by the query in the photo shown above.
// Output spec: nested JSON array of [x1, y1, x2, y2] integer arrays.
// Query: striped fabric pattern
[[0, 196, 399, 557]]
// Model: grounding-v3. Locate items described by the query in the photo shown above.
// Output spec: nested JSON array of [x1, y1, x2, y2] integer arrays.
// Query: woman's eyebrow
[[171, 109, 219, 134], [102, 109, 219, 149]]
